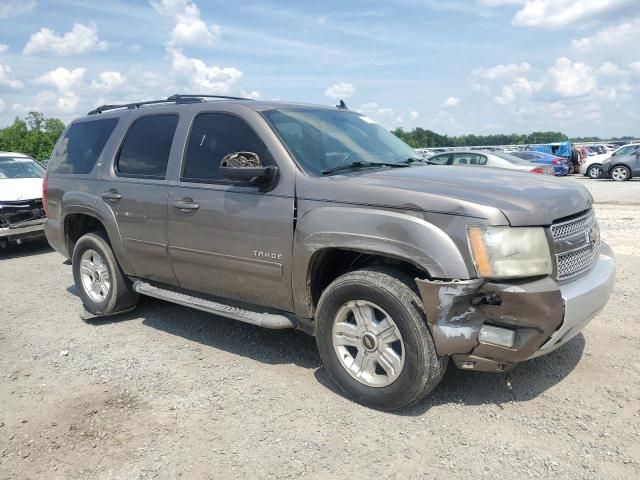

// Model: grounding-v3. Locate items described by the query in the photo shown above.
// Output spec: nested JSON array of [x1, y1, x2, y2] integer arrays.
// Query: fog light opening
[[478, 325, 516, 349]]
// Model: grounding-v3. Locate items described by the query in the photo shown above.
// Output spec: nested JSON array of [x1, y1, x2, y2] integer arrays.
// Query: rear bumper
[[0, 219, 45, 243], [415, 242, 616, 372]]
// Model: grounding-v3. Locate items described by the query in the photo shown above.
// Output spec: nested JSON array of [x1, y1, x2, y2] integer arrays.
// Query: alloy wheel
[[332, 300, 405, 388], [79, 249, 111, 303], [611, 166, 630, 182]]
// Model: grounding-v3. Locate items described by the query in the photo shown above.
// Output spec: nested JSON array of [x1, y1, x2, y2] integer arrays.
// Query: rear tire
[[586, 164, 601, 179], [315, 267, 447, 411], [72, 232, 138, 315], [611, 165, 631, 182]]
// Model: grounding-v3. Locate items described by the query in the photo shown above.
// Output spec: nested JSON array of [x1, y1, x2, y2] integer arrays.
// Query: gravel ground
[[1, 178, 639, 480]]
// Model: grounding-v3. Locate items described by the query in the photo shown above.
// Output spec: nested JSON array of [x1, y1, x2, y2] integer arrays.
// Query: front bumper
[[0, 219, 45, 244], [415, 242, 616, 372]]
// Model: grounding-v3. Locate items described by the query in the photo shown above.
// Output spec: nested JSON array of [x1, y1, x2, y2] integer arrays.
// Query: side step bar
[[132, 281, 295, 329]]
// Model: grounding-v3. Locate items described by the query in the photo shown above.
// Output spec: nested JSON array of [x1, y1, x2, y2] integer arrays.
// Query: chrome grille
[[551, 210, 600, 281], [551, 209, 595, 240]]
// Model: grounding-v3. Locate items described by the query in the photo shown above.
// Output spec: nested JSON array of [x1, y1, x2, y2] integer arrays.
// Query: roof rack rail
[[87, 94, 254, 115]]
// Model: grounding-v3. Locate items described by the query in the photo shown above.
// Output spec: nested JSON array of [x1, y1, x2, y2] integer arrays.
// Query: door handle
[[101, 190, 123, 202], [172, 199, 200, 212]]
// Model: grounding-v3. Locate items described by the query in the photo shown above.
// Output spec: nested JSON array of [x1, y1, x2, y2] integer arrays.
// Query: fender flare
[[61, 192, 134, 275], [292, 206, 470, 317]]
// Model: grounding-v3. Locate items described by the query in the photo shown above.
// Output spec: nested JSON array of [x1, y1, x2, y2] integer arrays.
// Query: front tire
[[586, 164, 601, 179], [611, 165, 631, 182], [72, 232, 138, 315], [315, 267, 447, 411]]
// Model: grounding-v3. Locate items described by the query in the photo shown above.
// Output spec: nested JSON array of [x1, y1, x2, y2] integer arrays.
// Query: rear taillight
[[42, 170, 48, 216], [530, 167, 545, 174], [552, 159, 561, 164]]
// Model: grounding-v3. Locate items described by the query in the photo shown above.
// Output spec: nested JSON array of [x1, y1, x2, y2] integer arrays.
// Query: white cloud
[[34, 67, 86, 92], [598, 62, 626, 76], [547, 57, 596, 97], [241, 90, 261, 99], [0, 62, 23, 89], [511, 0, 637, 28], [149, 0, 221, 47], [471, 62, 532, 91], [494, 77, 536, 105], [0, 0, 36, 19], [478, 0, 524, 6], [409, 109, 419, 121], [0, 43, 8, 54], [357, 102, 397, 126], [23, 23, 108, 56], [13, 90, 80, 115], [91, 71, 126, 91], [572, 19, 640, 52], [0, 98, 5, 112], [442, 96, 460, 107], [542, 101, 575, 120], [324, 82, 355, 99], [168, 47, 242, 93], [629, 61, 640, 74]]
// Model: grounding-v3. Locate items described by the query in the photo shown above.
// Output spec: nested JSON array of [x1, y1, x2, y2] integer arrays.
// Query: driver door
[[167, 112, 295, 311]]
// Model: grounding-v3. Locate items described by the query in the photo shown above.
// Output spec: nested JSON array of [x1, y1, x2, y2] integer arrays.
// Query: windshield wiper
[[400, 157, 430, 165], [321, 161, 408, 175]]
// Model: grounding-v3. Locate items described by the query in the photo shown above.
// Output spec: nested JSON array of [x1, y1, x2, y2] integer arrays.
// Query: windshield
[[492, 151, 533, 165], [262, 109, 419, 175], [0, 157, 44, 179]]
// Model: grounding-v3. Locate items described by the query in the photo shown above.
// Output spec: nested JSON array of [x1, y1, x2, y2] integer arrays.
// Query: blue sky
[[0, 0, 639, 137]]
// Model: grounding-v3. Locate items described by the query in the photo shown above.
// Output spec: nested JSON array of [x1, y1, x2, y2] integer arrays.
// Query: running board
[[132, 281, 295, 329]]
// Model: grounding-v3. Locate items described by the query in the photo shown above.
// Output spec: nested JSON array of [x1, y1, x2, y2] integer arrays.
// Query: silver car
[[427, 150, 554, 175]]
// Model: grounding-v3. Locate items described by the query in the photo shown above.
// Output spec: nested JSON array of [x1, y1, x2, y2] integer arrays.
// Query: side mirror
[[219, 152, 278, 186]]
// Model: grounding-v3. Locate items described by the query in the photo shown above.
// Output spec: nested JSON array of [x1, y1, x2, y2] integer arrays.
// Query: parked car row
[[579, 143, 640, 180]]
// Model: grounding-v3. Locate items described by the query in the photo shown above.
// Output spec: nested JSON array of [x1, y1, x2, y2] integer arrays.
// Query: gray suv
[[44, 95, 616, 410]]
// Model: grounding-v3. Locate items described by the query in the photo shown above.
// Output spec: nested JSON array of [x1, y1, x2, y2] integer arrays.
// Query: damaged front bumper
[[416, 242, 616, 372], [0, 199, 46, 246]]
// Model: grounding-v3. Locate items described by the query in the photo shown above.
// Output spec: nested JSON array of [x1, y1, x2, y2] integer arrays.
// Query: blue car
[[510, 151, 570, 176]]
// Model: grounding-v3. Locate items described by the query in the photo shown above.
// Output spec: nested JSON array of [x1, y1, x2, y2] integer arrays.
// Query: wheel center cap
[[361, 332, 377, 352]]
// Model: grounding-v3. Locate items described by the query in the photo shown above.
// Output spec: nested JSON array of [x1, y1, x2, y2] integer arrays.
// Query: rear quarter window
[[49, 118, 119, 174]]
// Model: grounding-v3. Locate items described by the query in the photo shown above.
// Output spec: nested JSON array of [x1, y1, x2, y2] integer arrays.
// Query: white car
[[580, 143, 640, 179], [0, 152, 46, 247]]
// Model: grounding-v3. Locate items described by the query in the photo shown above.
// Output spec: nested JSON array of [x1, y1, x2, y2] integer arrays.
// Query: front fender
[[61, 192, 134, 275], [292, 206, 471, 317]]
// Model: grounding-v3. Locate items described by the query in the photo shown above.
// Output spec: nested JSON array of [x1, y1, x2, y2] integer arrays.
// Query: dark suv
[[44, 95, 616, 410]]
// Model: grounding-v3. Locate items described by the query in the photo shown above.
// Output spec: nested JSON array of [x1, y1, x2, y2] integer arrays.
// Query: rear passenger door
[[167, 112, 295, 311], [100, 114, 179, 285]]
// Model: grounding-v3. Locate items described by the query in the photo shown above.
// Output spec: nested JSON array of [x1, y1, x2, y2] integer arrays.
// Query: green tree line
[[0, 112, 66, 161], [391, 127, 570, 148]]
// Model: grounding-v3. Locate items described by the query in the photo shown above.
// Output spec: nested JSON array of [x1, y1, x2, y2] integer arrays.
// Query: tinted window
[[182, 113, 273, 183], [50, 118, 118, 174], [116, 115, 178, 178]]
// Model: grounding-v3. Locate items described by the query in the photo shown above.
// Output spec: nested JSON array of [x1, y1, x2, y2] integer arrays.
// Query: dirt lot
[[1, 176, 639, 480]]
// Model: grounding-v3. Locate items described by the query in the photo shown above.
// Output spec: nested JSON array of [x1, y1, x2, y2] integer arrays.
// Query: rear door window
[[49, 118, 118, 174], [428, 154, 451, 165], [116, 115, 178, 179], [452, 153, 485, 165]]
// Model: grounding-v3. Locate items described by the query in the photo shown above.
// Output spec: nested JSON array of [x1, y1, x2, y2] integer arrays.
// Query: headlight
[[467, 226, 552, 279]]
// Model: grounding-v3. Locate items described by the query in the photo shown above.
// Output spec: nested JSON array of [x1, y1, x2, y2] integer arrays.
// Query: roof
[[86, 94, 346, 116]]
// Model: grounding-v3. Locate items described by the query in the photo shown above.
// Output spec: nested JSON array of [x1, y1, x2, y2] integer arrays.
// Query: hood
[[310, 166, 592, 226], [0, 178, 43, 202]]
